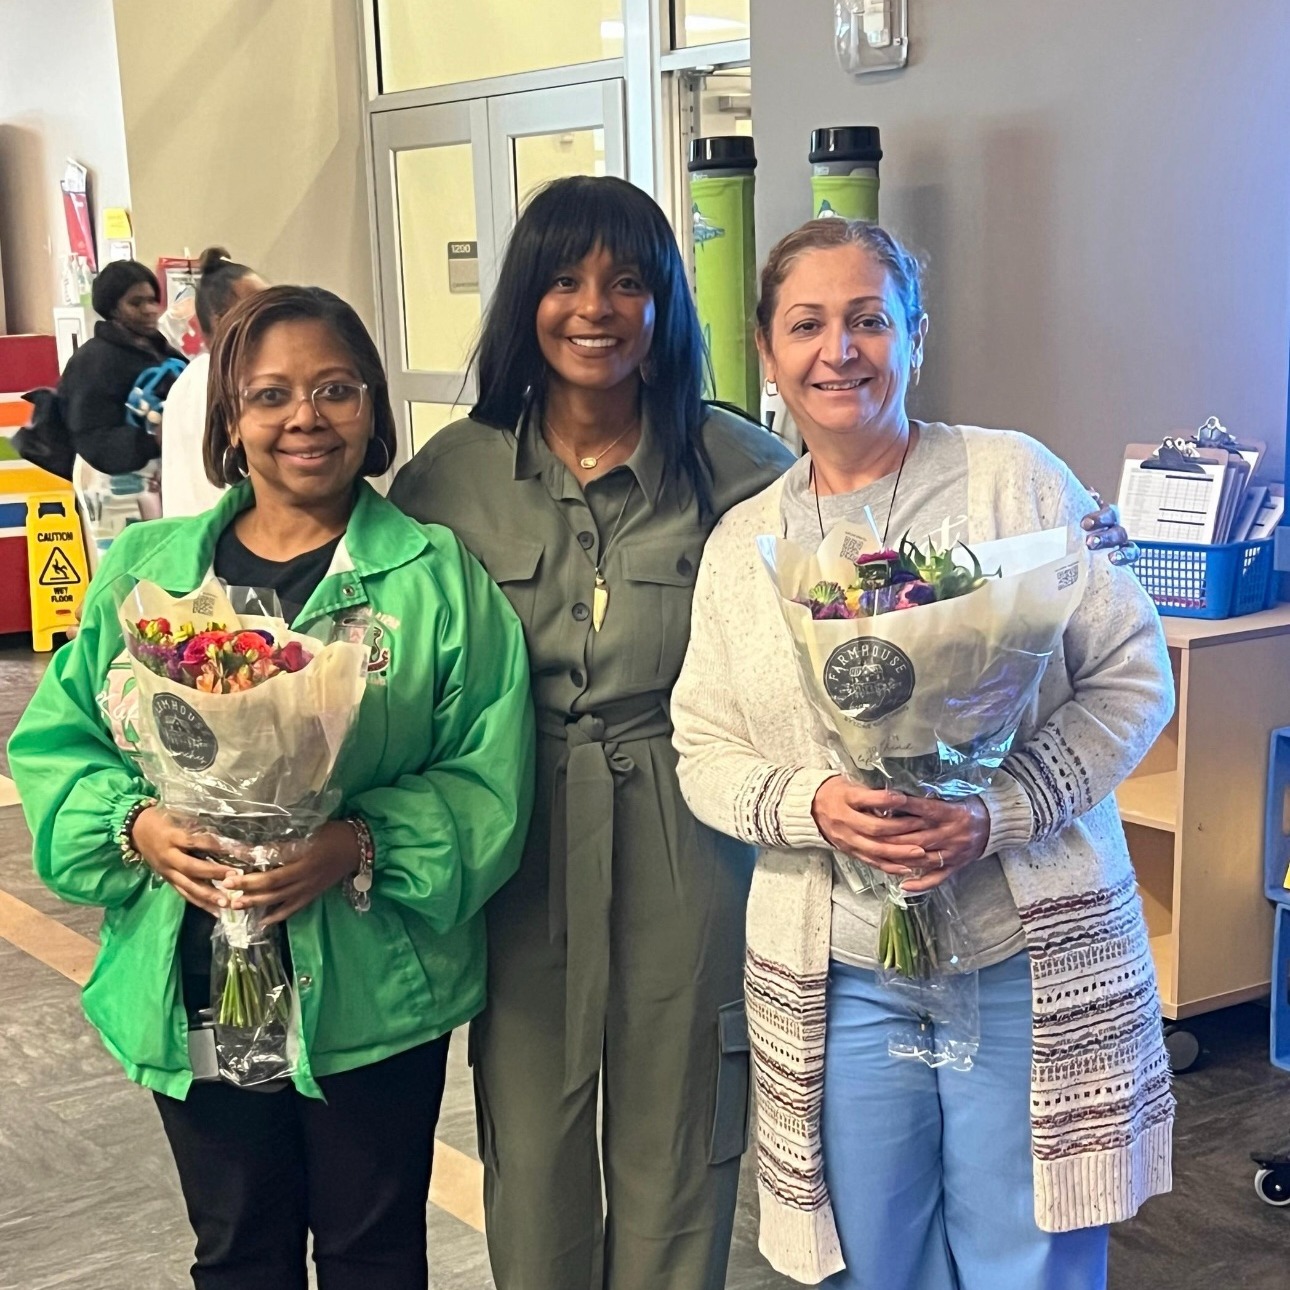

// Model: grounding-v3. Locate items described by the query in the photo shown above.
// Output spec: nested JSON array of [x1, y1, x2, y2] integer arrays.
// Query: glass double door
[[371, 81, 627, 456]]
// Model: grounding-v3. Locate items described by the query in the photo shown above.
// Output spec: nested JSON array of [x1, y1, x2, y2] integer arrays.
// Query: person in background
[[9, 284, 534, 1290], [59, 259, 184, 477], [162, 246, 266, 517], [670, 218, 1174, 1290], [57, 260, 187, 557]]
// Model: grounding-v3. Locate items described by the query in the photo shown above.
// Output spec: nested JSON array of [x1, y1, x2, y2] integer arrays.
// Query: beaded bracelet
[[117, 798, 158, 866], [343, 815, 375, 913]]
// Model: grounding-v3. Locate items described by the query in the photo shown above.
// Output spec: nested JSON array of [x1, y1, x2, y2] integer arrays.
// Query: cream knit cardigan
[[672, 425, 1176, 1284]]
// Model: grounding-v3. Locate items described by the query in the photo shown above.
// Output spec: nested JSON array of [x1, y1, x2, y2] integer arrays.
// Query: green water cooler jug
[[689, 135, 759, 416]]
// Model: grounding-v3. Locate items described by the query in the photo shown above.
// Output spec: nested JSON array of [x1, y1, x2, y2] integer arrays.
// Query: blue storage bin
[[1265, 727, 1290, 904], [1270, 906, 1290, 1071], [1134, 538, 1274, 619]]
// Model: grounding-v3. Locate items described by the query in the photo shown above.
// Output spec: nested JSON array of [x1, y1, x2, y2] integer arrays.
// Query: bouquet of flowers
[[759, 521, 1087, 1068], [116, 577, 372, 1086]]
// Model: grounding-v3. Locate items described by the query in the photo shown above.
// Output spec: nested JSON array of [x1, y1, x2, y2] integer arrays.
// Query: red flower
[[232, 631, 270, 658], [276, 640, 311, 673]]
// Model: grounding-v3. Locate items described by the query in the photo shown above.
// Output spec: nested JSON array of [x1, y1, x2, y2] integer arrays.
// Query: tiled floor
[[2, 634, 1290, 1288]]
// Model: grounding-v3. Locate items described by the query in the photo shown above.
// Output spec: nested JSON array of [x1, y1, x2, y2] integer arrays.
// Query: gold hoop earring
[[222, 443, 247, 480], [763, 378, 779, 397]]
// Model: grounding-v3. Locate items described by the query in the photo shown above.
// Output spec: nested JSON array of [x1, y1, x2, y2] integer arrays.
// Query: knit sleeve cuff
[[776, 767, 838, 850], [981, 769, 1036, 853]]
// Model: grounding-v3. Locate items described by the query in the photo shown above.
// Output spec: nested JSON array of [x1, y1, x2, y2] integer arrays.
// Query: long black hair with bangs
[[471, 175, 714, 511]]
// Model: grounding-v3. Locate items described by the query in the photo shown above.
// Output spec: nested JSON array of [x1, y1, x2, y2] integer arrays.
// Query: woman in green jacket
[[8, 285, 535, 1290]]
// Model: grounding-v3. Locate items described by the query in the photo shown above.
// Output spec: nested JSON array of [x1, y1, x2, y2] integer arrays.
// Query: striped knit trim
[[736, 765, 801, 849]]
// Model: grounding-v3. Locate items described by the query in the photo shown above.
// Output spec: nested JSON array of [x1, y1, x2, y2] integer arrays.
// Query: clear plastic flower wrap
[[113, 577, 373, 1086], [757, 523, 1088, 1069]]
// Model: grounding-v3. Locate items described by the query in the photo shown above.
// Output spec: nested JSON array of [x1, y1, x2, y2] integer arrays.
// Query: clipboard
[[1116, 441, 1232, 544]]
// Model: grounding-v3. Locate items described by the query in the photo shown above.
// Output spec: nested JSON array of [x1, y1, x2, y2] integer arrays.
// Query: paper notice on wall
[[103, 208, 133, 240]]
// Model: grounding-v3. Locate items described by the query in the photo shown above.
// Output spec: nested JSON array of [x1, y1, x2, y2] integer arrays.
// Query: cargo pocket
[[467, 1021, 499, 1173], [709, 1000, 752, 1165], [460, 532, 543, 625], [620, 539, 698, 682]]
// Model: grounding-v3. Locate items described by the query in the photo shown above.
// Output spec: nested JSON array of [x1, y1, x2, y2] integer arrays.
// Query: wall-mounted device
[[835, 0, 909, 75]]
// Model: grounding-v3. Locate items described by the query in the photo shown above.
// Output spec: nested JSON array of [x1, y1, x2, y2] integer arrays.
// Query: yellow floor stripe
[[0, 775, 19, 808], [0, 888, 96, 985], [430, 1140, 485, 1232], [0, 882, 486, 1231]]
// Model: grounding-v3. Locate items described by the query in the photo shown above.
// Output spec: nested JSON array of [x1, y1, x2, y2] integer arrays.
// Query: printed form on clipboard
[[1116, 440, 1240, 545]]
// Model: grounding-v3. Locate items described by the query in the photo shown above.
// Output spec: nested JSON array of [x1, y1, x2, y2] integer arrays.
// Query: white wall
[[751, 0, 1290, 492], [0, 0, 132, 334]]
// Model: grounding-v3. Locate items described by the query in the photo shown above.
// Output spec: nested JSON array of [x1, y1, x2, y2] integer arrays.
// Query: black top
[[213, 527, 343, 624], [178, 525, 344, 1005], [57, 321, 184, 475], [688, 135, 757, 172]]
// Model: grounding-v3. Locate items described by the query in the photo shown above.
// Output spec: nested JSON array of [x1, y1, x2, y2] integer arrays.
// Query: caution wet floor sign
[[25, 492, 88, 650]]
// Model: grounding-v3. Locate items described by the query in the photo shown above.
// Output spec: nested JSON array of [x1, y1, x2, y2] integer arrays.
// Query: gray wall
[[751, 0, 1290, 492]]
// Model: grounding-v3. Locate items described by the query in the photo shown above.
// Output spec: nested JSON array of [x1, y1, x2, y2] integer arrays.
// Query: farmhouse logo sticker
[[822, 637, 915, 722], [152, 694, 218, 771]]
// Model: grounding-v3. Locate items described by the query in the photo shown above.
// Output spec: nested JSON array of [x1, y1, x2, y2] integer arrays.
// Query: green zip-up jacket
[[7, 481, 535, 1099]]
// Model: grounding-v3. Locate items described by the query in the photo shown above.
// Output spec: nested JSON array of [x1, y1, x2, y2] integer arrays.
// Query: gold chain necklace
[[545, 418, 638, 471]]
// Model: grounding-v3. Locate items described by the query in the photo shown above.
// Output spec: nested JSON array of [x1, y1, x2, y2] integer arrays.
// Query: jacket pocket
[[709, 999, 752, 1165], [620, 539, 698, 682]]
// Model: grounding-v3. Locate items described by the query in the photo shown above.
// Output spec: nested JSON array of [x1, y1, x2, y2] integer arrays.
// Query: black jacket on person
[[57, 321, 184, 475]]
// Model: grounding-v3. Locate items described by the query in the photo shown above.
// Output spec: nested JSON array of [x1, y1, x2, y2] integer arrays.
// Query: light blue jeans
[[822, 951, 1109, 1290]]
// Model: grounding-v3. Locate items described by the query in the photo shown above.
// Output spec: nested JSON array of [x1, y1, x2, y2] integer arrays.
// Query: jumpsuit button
[[572, 602, 590, 621], [676, 555, 693, 577], [570, 668, 585, 688], [577, 531, 595, 549]]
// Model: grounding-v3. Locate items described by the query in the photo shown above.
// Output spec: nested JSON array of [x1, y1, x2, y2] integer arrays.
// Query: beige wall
[[751, 0, 1290, 493], [0, 0, 132, 334], [112, 0, 375, 328]]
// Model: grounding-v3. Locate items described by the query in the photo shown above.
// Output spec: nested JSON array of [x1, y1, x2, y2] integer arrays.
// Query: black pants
[[154, 1035, 451, 1290]]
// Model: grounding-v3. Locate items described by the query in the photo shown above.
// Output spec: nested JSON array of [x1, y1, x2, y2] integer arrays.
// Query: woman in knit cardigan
[[671, 219, 1174, 1290]]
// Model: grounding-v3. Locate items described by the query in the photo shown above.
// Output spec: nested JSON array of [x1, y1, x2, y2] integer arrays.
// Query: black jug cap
[[688, 135, 758, 173], [808, 126, 883, 165]]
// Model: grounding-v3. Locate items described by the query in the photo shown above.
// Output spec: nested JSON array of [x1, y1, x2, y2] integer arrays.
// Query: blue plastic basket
[[1133, 538, 1274, 619]]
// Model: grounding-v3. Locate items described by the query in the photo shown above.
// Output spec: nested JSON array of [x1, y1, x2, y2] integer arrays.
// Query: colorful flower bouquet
[[759, 521, 1088, 1068], [114, 578, 372, 1086]]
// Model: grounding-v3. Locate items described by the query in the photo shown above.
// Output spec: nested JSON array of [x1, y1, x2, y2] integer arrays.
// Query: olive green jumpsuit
[[389, 405, 791, 1290]]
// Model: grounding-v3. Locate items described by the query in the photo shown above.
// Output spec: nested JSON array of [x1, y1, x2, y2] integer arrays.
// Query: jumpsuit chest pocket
[[619, 540, 698, 683], [463, 534, 543, 627]]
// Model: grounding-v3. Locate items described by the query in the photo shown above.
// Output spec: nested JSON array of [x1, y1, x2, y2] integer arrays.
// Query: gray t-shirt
[[779, 421, 1027, 972]]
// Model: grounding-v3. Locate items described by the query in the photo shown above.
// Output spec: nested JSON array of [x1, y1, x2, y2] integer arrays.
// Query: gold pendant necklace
[[545, 418, 638, 471], [587, 480, 636, 632]]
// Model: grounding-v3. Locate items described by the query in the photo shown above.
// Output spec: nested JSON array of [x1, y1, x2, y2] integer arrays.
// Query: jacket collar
[[93, 319, 180, 361], [123, 480, 434, 599]]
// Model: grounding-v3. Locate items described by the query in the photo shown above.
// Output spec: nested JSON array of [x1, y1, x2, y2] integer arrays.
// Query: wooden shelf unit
[[1120, 603, 1290, 1020]]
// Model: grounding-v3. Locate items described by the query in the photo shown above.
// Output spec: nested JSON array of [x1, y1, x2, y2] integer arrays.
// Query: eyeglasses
[[240, 382, 368, 426]]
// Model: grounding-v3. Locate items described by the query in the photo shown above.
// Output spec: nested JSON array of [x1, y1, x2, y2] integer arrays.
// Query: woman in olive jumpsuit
[[389, 177, 791, 1290], [389, 178, 1132, 1288]]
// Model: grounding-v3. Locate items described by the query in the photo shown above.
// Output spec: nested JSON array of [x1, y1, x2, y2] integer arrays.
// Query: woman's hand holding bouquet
[[810, 779, 990, 895], [221, 821, 361, 924]]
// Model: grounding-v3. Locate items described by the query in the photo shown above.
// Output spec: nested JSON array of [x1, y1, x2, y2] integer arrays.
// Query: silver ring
[[936, 850, 945, 869]]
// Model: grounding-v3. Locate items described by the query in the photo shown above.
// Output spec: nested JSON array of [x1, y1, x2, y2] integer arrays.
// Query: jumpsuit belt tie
[[538, 701, 674, 1096]]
